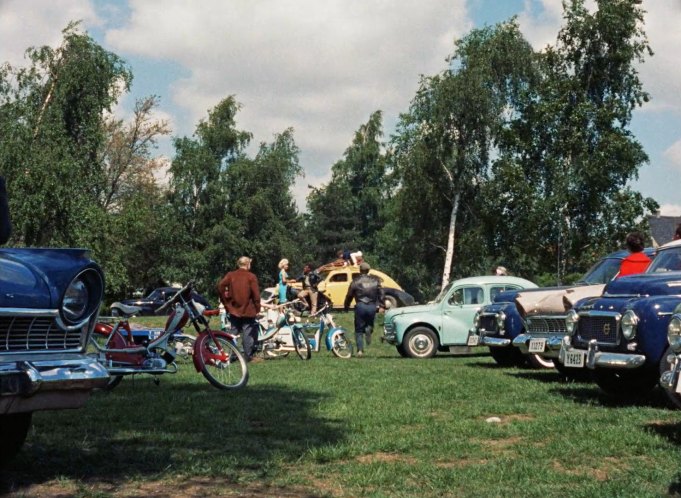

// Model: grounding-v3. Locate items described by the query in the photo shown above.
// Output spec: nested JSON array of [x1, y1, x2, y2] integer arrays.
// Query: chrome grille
[[577, 314, 619, 345], [526, 316, 567, 335], [0, 316, 83, 352], [479, 315, 498, 333]]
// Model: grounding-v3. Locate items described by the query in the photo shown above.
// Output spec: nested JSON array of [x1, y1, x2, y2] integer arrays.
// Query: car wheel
[[384, 295, 398, 310], [660, 346, 681, 409], [489, 347, 526, 367], [527, 353, 555, 369], [0, 413, 32, 465], [593, 367, 658, 400], [396, 343, 409, 358], [403, 327, 438, 359]]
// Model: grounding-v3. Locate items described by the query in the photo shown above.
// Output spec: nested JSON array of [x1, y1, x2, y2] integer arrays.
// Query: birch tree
[[391, 21, 535, 289]]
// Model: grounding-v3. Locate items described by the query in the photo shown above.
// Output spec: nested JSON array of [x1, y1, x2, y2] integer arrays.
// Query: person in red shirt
[[217, 256, 261, 362], [617, 232, 651, 278]]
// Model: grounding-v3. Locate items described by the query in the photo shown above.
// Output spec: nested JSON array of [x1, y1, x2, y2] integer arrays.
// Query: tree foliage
[[0, 22, 131, 249], [306, 111, 388, 263], [0, 5, 662, 305]]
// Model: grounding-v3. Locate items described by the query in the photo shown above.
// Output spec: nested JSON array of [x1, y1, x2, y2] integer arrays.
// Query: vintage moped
[[91, 281, 248, 390]]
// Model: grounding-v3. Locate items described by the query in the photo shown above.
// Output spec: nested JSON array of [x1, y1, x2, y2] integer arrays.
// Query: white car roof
[[450, 275, 537, 288]]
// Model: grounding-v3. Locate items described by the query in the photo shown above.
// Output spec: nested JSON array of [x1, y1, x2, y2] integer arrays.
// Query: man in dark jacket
[[0, 176, 10, 245], [344, 262, 384, 357], [217, 256, 261, 362]]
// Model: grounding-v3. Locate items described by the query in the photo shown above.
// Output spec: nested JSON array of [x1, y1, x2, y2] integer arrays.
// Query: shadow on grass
[[507, 370, 592, 385], [1, 380, 346, 494], [646, 420, 681, 496], [547, 384, 672, 409]]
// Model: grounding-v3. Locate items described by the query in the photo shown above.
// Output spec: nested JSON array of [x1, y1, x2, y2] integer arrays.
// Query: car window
[[647, 247, 681, 273], [147, 289, 162, 300], [449, 286, 484, 305], [490, 285, 520, 301], [330, 273, 348, 283], [579, 258, 622, 284]]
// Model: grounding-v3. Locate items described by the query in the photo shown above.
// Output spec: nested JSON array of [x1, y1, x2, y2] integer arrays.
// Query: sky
[[2, 0, 681, 214]]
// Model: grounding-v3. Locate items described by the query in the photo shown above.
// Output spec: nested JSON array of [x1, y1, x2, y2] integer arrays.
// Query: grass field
[[3, 312, 681, 497]]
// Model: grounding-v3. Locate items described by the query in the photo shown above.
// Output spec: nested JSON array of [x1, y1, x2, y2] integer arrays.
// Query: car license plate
[[467, 334, 480, 346], [564, 350, 585, 368], [528, 338, 546, 353]]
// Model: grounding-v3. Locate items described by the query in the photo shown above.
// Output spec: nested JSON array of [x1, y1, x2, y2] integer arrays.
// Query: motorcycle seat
[[111, 302, 142, 317]]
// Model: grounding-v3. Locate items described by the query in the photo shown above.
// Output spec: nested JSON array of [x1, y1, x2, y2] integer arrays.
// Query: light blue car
[[383, 276, 537, 358]]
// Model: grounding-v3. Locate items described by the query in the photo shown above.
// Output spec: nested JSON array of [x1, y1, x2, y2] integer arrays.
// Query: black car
[[111, 286, 211, 316]]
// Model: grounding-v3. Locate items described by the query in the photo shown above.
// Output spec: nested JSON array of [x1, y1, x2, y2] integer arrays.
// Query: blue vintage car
[[0, 248, 110, 464], [383, 276, 536, 358], [471, 249, 655, 370], [559, 239, 681, 400]]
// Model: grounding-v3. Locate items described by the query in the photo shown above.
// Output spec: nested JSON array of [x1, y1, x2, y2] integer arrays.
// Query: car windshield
[[433, 282, 455, 303], [146, 289, 163, 300], [647, 247, 681, 273], [578, 258, 622, 284]]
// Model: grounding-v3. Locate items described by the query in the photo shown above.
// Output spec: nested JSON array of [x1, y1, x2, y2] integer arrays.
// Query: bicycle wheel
[[196, 333, 249, 390], [331, 331, 353, 359], [293, 328, 311, 360]]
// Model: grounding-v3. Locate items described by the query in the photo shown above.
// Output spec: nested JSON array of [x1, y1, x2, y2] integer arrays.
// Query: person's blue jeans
[[354, 302, 377, 353], [229, 315, 258, 360]]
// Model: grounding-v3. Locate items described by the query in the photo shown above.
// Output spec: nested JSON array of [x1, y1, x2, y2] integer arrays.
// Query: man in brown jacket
[[217, 256, 261, 362]]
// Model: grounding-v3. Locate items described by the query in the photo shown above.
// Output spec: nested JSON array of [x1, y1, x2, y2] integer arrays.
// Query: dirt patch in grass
[[480, 436, 523, 451], [356, 451, 417, 465], [478, 414, 535, 425], [435, 458, 488, 468], [552, 456, 628, 481], [3, 477, 321, 498]]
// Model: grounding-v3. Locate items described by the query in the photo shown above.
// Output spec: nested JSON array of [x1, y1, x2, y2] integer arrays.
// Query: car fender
[[393, 317, 439, 345], [627, 296, 681, 364]]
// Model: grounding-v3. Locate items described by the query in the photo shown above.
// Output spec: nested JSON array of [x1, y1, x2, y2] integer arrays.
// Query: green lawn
[[3, 312, 681, 497]]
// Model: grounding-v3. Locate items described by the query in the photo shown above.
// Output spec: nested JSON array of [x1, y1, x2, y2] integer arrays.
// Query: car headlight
[[473, 311, 481, 328], [620, 310, 638, 340], [565, 309, 579, 336], [61, 269, 104, 324], [496, 311, 506, 331], [668, 315, 681, 352]]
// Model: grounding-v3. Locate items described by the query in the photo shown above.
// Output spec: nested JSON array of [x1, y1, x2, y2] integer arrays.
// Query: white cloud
[[664, 139, 681, 168], [105, 0, 472, 179], [0, 0, 98, 67], [658, 203, 681, 217], [638, 1, 681, 113]]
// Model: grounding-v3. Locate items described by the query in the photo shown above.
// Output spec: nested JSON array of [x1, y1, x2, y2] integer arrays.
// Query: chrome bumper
[[481, 335, 511, 348], [0, 357, 110, 414], [513, 334, 562, 358], [558, 337, 646, 370]]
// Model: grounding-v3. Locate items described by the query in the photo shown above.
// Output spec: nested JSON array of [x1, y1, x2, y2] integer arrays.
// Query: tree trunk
[[441, 190, 460, 289]]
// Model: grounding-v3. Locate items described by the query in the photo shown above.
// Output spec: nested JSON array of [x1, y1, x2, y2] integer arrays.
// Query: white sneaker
[[357, 351, 364, 357]]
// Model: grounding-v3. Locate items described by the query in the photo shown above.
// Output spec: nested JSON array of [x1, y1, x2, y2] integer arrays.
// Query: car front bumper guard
[[559, 337, 646, 370], [661, 353, 681, 391], [0, 357, 110, 414], [513, 334, 562, 358]]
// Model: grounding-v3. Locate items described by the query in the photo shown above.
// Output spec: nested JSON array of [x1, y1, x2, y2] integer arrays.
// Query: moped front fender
[[326, 327, 348, 351], [193, 331, 236, 373]]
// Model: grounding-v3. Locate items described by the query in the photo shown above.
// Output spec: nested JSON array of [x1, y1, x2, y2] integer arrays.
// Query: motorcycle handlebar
[[156, 280, 194, 314]]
